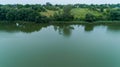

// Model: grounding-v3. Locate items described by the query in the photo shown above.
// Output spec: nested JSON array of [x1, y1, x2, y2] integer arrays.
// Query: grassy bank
[[40, 8, 104, 19], [49, 21, 120, 24], [0, 20, 120, 24]]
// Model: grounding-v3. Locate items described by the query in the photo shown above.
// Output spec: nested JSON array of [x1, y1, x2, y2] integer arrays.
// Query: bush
[[85, 13, 96, 22], [35, 15, 49, 23], [109, 9, 120, 20]]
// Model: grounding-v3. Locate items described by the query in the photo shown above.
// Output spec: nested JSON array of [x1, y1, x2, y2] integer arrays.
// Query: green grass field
[[71, 8, 103, 19], [40, 10, 58, 17], [41, 8, 103, 19]]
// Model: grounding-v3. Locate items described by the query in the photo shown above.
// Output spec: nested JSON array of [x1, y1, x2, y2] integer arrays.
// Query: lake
[[0, 23, 120, 67]]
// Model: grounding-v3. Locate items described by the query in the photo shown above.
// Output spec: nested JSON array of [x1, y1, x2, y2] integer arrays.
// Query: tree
[[109, 9, 120, 20], [44, 2, 59, 10], [0, 8, 9, 20], [46, 2, 52, 6], [62, 5, 74, 21], [6, 9, 18, 21], [31, 4, 46, 12], [35, 15, 49, 23], [85, 13, 96, 22], [53, 5, 74, 21], [15, 8, 39, 21]]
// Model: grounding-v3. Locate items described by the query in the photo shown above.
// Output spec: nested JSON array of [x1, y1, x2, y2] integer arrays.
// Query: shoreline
[[49, 21, 120, 25], [0, 21, 120, 25]]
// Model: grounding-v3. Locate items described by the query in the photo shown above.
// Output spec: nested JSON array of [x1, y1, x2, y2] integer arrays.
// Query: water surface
[[0, 23, 120, 67]]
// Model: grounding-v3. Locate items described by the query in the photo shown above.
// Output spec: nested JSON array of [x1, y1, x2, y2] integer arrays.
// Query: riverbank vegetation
[[0, 3, 120, 23]]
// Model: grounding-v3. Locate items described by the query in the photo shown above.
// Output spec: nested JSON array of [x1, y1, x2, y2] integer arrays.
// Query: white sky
[[0, 0, 120, 4]]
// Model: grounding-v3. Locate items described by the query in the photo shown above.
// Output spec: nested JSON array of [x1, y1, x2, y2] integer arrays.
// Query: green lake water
[[0, 23, 120, 67]]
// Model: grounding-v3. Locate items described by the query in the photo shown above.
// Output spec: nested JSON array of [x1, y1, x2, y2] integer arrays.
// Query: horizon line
[[0, 3, 120, 5]]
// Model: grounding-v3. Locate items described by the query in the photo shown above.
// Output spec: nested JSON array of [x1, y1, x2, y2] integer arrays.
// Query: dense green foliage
[[109, 9, 120, 21], [0, 4, 48, 23], [85, 13, 96, 22], [0, 3, 120, 23], [53, 5, 74, 21]]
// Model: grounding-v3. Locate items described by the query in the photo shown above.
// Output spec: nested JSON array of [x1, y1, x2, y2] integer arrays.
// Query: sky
[[0, 0, 120, 4]]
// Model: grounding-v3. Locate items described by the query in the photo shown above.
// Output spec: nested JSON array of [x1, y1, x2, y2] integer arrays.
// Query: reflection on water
[[107, 24, 120, 31], [84, 24, 94, 32], [0, 23, 104, 36], [0, 23, 101, 37], [1, 23, 120, 34], [53, 24, 75, 37], [0, 23, 48, 33], [1, 23, 120, 67]]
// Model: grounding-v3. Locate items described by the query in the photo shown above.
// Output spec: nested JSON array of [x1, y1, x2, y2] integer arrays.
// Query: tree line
[[0, 4, 49, 23], [0, 3, 120, 23]]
